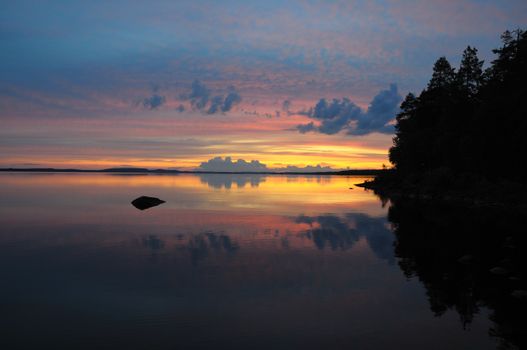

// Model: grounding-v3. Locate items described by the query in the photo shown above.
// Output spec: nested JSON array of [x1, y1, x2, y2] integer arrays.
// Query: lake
[[0, 172, 524, 349]]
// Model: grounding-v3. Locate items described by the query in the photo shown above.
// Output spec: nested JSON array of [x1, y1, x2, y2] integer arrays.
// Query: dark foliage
[[389, 29, 527, 183]]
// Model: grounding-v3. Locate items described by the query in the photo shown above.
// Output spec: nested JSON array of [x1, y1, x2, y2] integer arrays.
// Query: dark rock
[[131, 196, 165, 210]]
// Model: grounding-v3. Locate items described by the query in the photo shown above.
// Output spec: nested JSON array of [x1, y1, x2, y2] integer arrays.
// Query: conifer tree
[[427, 57, 456, 90], [457, 46, 484, 96]]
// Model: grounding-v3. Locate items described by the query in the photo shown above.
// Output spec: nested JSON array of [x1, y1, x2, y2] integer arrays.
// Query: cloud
[[142, 93, 166, 110], [180, 81, 242, 114], [198, 156, 267, 172], [296, 84, 402, 135], [355, 83, 403, 135], [222, 87, 242, 112], [207, 95, 224, 114], [280, 164, 333, 172], [188, 79, 210, 109], [282, 99, 291, 111], [296, 122, 316, 133], [197, 156, 337, 173]]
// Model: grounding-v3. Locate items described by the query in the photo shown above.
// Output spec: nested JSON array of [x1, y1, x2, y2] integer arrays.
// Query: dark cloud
[[142, 93, 166, 110], [353, 83, 402, 135], [180, 81, 241, 114], [296, 84, 402, 135], [282, 99, 291, 111], [297, 122, 316, 133], [222, 87, 242, 112], [207, 95, 224, 114], [189, 80, 210, 109], [243, 110, 274, 118]]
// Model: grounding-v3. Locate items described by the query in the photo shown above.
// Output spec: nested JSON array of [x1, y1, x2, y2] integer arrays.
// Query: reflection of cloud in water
[[185, 232, 240, 266], [198, 174, 266, 189], [142, 235, 165, 250], [141, 232, 240, 266], [285, 175, 331, 184], [296, 213, 394, 264], [349, 214, 395, 264], [141, 234, 166, 263], [296, 214, 360, 251]]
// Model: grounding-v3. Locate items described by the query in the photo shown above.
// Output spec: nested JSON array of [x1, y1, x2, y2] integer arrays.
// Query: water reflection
[[184, 232, 240, 266], [295, 214, 394, 263], [142, 234, 165, 250], [0, 172, 513, 349], [199, 173, 266, 189], [386, 197, 527, 349]]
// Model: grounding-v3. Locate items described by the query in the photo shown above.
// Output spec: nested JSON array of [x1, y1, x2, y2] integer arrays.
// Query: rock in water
[[131, 196, 165, 210]]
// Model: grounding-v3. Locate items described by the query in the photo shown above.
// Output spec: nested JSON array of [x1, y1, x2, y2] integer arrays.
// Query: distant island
[[361, 29, 527, 207], [0, 167, 383, 176]]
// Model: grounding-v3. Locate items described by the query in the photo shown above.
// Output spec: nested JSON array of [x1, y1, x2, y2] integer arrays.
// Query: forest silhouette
[[368, 29, 527, 204]]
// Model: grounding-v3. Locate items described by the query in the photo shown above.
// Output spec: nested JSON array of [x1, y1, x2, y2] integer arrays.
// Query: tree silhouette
[[457, 46, 484, 97], [428, 56, 456, 90], [387, 29, 527, 187]]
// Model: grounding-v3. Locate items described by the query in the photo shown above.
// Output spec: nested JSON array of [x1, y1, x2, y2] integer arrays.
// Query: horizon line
[[0, 167, 384, 175]]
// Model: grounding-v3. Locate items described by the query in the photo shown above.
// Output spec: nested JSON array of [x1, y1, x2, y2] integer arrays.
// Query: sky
[[1, 0, 526, 170]]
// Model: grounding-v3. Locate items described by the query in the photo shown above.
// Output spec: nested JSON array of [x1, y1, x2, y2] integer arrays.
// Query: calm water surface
[[0, 173, 519, 349]]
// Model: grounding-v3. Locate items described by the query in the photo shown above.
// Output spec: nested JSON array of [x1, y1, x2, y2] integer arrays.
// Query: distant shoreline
[[0, 167, 383, 176]]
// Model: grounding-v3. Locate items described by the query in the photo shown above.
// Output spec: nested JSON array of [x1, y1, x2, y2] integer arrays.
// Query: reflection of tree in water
[[186, 232, 240, 266], [198, 174, 266, 189], [387, 199, 527, 349], [295, 213, 395, 264]]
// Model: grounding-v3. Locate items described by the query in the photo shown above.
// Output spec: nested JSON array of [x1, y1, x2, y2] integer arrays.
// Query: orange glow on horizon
[[0, 154, 388, 170], [0, 172, 385, 217], [0, 109, 392, 170]]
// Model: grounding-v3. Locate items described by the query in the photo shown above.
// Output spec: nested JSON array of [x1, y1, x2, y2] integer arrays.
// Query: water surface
[[0, 173, 517, 349]]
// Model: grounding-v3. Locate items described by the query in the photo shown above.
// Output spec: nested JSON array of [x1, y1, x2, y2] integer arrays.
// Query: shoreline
[[0, 167, 383, 176], [356, 172, 527, 211]]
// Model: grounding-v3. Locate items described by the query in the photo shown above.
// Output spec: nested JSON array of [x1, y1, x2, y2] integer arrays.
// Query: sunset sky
[[1, 0, 526, 170]]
